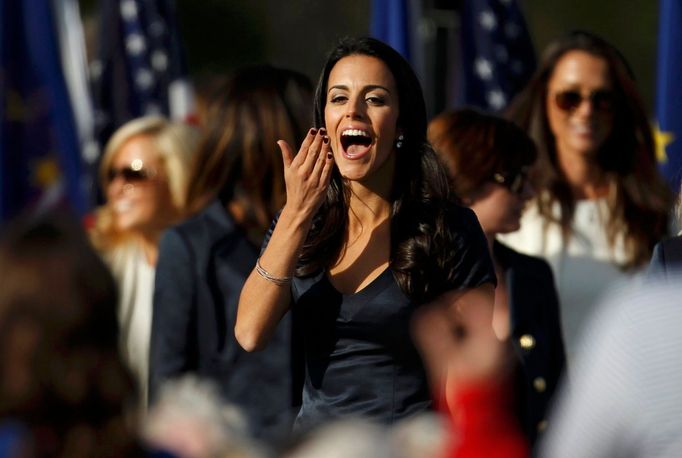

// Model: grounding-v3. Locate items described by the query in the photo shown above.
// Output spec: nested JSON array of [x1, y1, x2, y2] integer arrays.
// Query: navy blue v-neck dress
[[264, 205, 495, 430]]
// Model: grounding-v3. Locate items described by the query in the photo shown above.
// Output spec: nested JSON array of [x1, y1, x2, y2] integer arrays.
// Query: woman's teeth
[[340, 129, 372, 152], [113, 200, 133, 213], [342, 128, 370, 138]]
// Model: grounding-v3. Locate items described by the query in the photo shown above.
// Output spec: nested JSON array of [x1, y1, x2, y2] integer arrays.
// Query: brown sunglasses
[[492, 167, 529, 195], [107, 160, 157, 184], [554, 90, 615, 113]]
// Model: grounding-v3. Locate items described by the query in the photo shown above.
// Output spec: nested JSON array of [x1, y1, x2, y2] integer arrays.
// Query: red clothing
[[442, 379, 528, 458]]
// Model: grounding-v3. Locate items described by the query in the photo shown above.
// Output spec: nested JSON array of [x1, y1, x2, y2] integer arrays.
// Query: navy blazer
[[649, 236, 682, 279], [149, 200, 299, 440], [494, 241, 566, 447]]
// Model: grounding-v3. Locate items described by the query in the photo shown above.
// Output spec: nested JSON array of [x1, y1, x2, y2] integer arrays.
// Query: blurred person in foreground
[[540, 279, 682, 457], [498, 31, 672, 359], [284, 414, 448, 458], [90, 115, 198, 409], [143, 375, 267, 458], [149, 65, 313, 442], [412, 286, 527, 458], [0, 213, 141, 457], [429, 108, 565, 447]]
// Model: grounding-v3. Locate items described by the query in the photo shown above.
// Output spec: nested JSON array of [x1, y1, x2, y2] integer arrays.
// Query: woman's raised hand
[[278, 127, 335, 220], [413, 286, 510, 392]]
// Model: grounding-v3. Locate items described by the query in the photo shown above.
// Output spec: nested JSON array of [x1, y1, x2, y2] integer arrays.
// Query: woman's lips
[[340, 128, 372, 160], [112, 199, 134, 213]]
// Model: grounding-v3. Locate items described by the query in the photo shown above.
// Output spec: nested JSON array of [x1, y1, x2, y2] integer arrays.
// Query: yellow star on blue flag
[[654, 123, 675, 164], [656, 0, 682, 190]]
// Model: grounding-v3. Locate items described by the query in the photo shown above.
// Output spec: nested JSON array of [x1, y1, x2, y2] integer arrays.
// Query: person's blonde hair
[[92, 116, 198, 250]]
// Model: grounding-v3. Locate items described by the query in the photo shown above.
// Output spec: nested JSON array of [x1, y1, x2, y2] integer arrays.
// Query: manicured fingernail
[[323, 136, 329, 144], [327, 152, 333, 159], [310, 128, 317, 135], [319, 127, 327, 135]]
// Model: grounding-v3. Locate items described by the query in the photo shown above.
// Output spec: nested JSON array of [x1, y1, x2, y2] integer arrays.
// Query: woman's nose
[[520, 180, 534, 202], [107, 176, 123, 196], [107, 178, 133, 199], [574, 97, 595, 117], [345, 97, 364, 119]]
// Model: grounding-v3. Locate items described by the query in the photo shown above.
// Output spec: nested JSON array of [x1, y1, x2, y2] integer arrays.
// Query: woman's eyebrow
[[327, 84, 392, 93]]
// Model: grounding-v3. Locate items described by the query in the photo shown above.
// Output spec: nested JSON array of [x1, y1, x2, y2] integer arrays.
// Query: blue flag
[[371, 0, 413, 62], [656, 0, 682, 192], [0, 0, 92, 222], [457, 0, 536, 113], [91, 0, 194, 148]]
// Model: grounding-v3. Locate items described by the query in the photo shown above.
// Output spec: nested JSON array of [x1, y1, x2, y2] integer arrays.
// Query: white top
[[106, 240, 155, 410], [497, 198, 643, 360], [540, 280, 682, 457]]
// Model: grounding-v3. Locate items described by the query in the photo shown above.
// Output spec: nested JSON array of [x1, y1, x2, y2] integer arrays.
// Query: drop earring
[[396, 134, 404, 149]]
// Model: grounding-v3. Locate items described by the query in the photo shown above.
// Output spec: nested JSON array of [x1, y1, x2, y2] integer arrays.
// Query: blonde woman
[[91, 116, 198, 409]]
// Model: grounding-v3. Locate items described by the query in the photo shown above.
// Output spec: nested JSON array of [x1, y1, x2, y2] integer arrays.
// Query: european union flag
[[0, 0, 92, 222], [457, 0, 536, 113], [656, 0, 682, 192], [91, 0, 194, 147]]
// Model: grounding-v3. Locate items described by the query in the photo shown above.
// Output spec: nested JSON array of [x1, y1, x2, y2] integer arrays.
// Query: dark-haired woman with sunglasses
[[429, 108, 565, 447], [498, 31, 672, 360], [90, 116, 198, 410]]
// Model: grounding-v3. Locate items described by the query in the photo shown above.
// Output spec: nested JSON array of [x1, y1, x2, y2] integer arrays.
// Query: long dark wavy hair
[[185, 65, 313, 232], [296, 36, 460, 304], [507, 30, 671, 269]]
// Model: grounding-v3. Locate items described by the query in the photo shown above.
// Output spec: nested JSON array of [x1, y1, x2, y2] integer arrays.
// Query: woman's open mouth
[[340, 128, 372, 159]]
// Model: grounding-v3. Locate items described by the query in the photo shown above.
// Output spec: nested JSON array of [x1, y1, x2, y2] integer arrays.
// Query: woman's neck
[[346, 154, 394, 233], [556, 149, 608, 200], [227, 200, 267, 247], [347, 185, 391, 235], [135, 231, 161, 266], [485, 232, 496, 256]]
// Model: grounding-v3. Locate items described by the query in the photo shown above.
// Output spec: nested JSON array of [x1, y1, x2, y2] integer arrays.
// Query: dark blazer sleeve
[[540, 259, 567, 389], [648, 236, 682, 280], [148, 228, 197, 403], [648, 241, 667, 277]]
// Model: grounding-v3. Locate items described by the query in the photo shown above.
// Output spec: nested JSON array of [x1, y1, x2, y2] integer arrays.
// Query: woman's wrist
[[279, 204, 316, 233]]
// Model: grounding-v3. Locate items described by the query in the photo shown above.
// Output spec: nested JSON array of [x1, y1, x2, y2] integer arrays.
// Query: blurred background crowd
[[2, 0, 682, 457]]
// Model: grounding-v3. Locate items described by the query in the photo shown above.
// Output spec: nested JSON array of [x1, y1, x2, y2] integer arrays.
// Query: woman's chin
[[337, 163, 369, 182], [498, 222, 521, 235], [566, 137, 604, 156]]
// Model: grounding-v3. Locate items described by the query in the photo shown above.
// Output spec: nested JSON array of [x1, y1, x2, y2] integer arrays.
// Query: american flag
[[457, 0, 536, 113], [90, 0, 195, 148]]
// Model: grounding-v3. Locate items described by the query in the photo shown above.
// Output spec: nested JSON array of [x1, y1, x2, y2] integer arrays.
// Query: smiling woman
[[235, 37, 497, 431], [90, 116, 198, 411], [324, 54, 400, 184], [499, 31, 673, 358]]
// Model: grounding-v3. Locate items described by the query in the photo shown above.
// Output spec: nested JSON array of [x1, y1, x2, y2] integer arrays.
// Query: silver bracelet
[[255, 258, 292, 286]]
